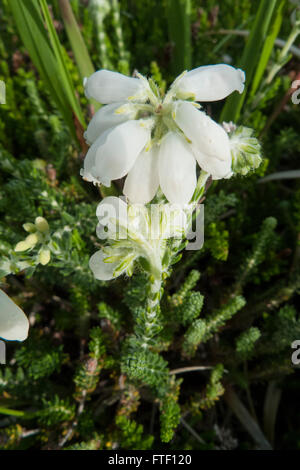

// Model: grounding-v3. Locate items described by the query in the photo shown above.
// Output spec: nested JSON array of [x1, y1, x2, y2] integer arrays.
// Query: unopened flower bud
[[225, 124, 262, 176], [25, 233, 40, 248], [23, 223, 36, 233], [15, 240, 30, 252], [38, 248, 51, 266], [35, 217, 49, 233]]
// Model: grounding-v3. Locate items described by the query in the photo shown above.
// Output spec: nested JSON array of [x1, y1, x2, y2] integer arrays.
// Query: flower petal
[[80, 130, 111, 185], [84, 102, 136, 145], [0, 289, 29, 342], [123, 145, 159, 204], [173, 101, 231, 162], [92, 120, 152, 185], [158, 132, 197, 204], [174, 64, 245, 101], [192, 146, 232, 179], [89, 250, 119, 281], [84, 70, 146, 104]]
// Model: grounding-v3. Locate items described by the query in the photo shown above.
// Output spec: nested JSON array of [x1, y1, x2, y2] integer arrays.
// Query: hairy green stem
[[89, 0, 111, 69], [138, 170, 209, 349], [140, 275, 163, 349]]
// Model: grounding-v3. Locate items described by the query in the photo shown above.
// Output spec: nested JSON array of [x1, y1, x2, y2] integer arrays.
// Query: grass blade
[[259, 170, 300, 183], [225, 387, 272, 450], [165, 0, 192, 75], [250, 0, 286, 97], [263, 381, 282, 445], [9, 0, 73, 130], [39, 0, 85, 126], [9, 0, 85, 141], [220, 0, 278, 123], [58, 0, 95, 80]]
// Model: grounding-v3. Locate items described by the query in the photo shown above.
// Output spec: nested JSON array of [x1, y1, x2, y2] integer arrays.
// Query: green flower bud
[[15, 240, 30, 252], [25, 233, 40, 248], [224, 123, 262, 176], [23, 222, 36, 233], [38, 248, 51, 266], [35, 216, 49, 233]]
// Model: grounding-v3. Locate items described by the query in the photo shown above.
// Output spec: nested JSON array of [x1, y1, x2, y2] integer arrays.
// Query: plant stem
[[205, 29, 300, 59], [245, 23, 300, 118], [180, 416, 205, 444], [169, 365, 213, 375], [266, 27, 300, 85], [111, 0, 129, 74], [89, 0, 111, 69], [58, 390, 86, 448], [191, 171, 209, 203], [138, 171, 209, 349], [225, 386, 272, 450], [140, 275, 163, 349], [0, 407, 25, 417]]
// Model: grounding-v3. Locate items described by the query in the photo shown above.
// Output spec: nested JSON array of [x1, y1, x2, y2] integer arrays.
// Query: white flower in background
[[0, 289, 29, 341], [81, 65, 246, 204], [89, 196, 191, 281]]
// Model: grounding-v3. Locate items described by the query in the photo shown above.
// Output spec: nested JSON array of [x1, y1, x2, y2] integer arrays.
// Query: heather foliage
[[0, 0, 300, 450]]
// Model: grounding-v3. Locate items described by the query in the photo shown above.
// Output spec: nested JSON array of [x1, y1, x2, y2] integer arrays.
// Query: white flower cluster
[[89, 196, 191, 281], [81, 64, 247, 204], [81, 64, 264, 283]]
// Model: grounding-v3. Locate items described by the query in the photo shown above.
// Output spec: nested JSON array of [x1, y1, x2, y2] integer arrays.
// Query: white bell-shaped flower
[[173, 64, 245, 101], [89, 250, 121, 281], [89, 197, 192, 283], [173, 101, 232, 178], [84, 102, 137, 145], [158, 132, 197, 205], [82, 64, 249, 204], [84, 70, 147, 104], [0, 289, 29, 342], [80, 129, 111, 185], [123, 145, 160, 204], [81, 119, 152, 187]]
